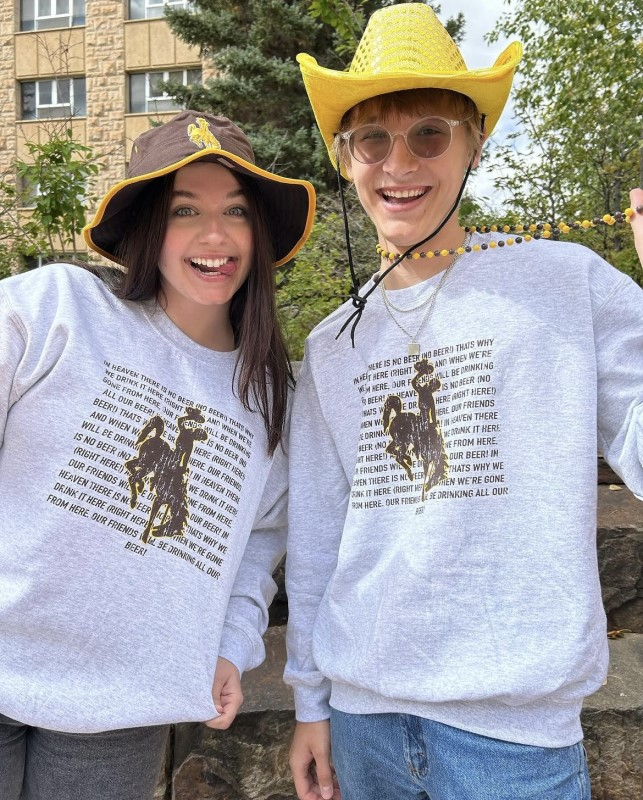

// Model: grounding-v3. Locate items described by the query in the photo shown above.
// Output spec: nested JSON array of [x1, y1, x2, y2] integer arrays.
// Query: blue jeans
[[330, 710, 591, 800], [0, 714, 169, 800]]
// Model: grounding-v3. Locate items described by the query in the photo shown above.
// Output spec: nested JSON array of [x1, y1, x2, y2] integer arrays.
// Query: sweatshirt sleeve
[[284, 355, 350, 721], [594, 273, 643, 498], [0, 288, 27, 447], [217, 432, 288, 676]]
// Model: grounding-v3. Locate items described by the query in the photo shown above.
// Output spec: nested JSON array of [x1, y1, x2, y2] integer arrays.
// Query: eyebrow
[[170, 188, 247, 200]]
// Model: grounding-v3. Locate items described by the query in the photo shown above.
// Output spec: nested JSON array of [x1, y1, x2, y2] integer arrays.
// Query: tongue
[[192, 260, 236, 275]]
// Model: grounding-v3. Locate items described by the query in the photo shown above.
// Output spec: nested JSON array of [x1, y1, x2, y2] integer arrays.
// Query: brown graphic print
[[382, 358, 449, 500], [125, 406, 208, 543]]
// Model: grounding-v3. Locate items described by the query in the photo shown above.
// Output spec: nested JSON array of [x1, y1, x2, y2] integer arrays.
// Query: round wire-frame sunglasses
[[339, 116, 465, 165]]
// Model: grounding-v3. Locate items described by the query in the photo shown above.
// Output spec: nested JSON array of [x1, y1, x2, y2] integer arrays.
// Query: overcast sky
[[437, 0, 518, 206]]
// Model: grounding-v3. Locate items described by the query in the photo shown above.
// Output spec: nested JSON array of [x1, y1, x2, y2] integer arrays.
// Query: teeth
[[190, 257, 229, 269], [383, 189, 425, 199]]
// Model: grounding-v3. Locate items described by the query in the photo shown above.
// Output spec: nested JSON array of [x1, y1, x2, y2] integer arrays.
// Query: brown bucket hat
[[83, 111, 316, 267]]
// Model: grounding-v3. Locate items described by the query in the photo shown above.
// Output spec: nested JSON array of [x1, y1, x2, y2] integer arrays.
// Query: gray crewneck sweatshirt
[[284, 236, 643, 748], [0, 263, 286, 733]]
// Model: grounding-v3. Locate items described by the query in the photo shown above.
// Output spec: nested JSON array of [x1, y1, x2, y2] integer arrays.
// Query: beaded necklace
[[376, 208, 637, 261]]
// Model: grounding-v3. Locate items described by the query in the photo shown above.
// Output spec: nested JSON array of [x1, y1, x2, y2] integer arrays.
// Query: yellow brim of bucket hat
[[298, 40, 523, 175]]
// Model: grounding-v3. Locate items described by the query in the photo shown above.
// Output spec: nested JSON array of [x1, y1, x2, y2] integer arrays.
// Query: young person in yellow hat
[[0, 110, 314, 799], [283, 5, 643, 799]]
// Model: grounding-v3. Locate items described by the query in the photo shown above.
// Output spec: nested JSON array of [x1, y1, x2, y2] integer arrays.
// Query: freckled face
[[345, 110, 479, 253], [158, 162, 253, 329]]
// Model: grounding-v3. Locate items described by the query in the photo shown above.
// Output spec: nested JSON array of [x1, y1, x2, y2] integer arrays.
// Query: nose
[[382, 134, 418, 175], [198, 214, 227, 244]]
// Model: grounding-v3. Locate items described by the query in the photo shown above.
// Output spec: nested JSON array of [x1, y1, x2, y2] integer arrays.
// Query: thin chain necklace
[[379, 232, 470, 357]]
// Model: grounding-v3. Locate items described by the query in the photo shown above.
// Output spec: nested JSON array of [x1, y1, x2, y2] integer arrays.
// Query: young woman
[[0, 110, 314, 800], [284, 5, 643, 800]]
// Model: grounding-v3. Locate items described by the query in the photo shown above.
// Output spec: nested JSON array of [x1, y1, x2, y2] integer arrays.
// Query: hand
[[290, 720, 341, 800], [630, 188, 643, 267], [205, 657, 243, 730]]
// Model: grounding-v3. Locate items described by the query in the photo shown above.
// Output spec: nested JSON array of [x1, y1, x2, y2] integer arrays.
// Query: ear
[[471, 134, 488, 169]]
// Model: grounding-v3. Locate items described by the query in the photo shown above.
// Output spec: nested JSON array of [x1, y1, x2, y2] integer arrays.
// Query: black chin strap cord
[[335, 115, 486, 348]]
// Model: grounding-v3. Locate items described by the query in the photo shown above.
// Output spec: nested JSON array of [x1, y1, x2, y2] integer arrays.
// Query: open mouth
[[188, 257, 237, 276], [379, 187, 428, 204]]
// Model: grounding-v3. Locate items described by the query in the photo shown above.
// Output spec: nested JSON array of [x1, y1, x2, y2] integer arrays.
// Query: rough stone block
[[171, 627, 296, 799], [597, 486, 643, 632], [582, 634, 643, 800]]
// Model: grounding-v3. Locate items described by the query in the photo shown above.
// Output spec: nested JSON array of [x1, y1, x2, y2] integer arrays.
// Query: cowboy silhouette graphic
[[382, 359, 449, 500], [125, 406, 208, 544]]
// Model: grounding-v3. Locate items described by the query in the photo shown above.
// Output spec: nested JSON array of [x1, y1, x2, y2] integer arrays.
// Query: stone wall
[[85, 0, 127, 199], [0, 1, 18, 176]]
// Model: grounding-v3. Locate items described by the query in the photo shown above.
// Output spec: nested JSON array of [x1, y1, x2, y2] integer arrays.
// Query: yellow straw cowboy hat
[[297, 3, 522, 175], [84, 111, 315, 268]]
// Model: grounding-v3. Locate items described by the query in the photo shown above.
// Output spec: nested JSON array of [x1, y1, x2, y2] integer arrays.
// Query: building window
[[129, 0, 189, 21], [21, 78, 86, 119], [20, 0, 85, 31], [129, 70, 201, 114]]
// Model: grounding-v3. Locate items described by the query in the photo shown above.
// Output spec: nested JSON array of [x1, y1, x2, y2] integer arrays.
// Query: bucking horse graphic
[[125, 406, 208, 544], [382, 359, 448, 500]]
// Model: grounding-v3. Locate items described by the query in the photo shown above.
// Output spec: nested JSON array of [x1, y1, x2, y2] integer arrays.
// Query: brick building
[[1, 0, 210, 262]]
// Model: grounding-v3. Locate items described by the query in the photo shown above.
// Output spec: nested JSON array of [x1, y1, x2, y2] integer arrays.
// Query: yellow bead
[[489, 241, 497, 248], [516, 224, 524, 232], [581, 220, 591, 229], [412, 252, 420, 259], [624, 207, 634, 217], [507, 238, 514, 246], [529, 224, 537, 232], [602, 214, 611, 223], [490, 225, 498, 232], [427, 251, 434, 258], [473, 244, 481, 251], [457, 247, 465, 255], [544, 223, 551, 231], [440, 249, 449, 257], [542, 230, 551, 239], [524, 234, 532, 241], [469, 225, 477, 232], [503, 225, 510, 233]]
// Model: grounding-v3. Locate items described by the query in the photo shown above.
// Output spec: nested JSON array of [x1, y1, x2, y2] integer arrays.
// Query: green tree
[[0, 177, 48, 278], [486, 0, 641, 279], [16, 128, 102, 262]]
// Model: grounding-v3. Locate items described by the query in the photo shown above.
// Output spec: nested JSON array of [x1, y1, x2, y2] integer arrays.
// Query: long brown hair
[[111, 168, 292, 454]]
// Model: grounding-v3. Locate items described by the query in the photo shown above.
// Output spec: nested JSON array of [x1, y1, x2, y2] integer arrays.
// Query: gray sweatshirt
[[0, 263, 286, 733], [284, 237, 643, 748]]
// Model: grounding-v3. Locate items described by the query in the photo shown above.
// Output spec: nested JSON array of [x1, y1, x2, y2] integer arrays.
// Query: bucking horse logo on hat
[[187, 117, 221, 150], [125, 406, 208, 544]]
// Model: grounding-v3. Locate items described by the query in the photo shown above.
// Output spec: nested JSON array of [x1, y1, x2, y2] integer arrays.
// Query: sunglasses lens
[[349, 126, 392, 164], [408, 117, 453, 159]]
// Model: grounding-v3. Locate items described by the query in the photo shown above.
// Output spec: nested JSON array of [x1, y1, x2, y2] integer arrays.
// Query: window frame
[[20, 0, 86, 32], [20, 77, 87, 120], [128, 0, 190, 21], [128, 69, 201, 114]]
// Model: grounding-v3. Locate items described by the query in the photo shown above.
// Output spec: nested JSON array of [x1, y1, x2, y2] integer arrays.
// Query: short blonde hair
[[334, 88, 483, 170]]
